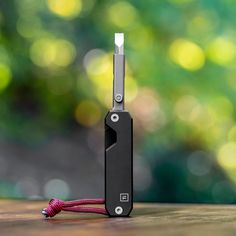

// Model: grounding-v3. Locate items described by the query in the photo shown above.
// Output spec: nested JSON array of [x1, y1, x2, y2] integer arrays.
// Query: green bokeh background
[[0, 0, 236, 203]]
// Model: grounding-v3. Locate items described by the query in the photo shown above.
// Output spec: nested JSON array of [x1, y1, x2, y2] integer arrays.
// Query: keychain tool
[[105, 33, 133, 216], [42, 33, 133, 218]]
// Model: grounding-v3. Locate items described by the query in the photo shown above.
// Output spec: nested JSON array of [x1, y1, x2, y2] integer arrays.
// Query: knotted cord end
[[42, 198, 64, 218], [41, 198, 108, 218]]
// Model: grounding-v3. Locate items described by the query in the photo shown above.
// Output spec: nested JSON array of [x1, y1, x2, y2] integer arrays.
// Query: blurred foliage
[[1, 0, 236, 202]]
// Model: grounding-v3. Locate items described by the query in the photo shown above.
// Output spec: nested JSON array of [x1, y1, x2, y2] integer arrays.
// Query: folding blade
[[113, 33, 125, 111]]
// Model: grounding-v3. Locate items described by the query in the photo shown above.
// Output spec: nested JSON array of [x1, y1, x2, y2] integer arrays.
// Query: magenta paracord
[[42, 198, 108, 217]]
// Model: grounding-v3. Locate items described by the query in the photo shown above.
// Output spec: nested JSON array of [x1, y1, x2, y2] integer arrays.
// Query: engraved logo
[[120, 193, 129, 202]]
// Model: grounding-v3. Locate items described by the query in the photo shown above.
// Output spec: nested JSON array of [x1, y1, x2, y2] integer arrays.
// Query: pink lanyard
[[42, 198, 108, 218]]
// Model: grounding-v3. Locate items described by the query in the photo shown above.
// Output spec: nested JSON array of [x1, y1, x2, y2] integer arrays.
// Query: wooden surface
[[1, 201, 236, 236]]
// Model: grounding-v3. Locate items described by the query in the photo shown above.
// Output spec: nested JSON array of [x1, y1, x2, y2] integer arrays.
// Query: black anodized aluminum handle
[[105, 110, 133, 216]]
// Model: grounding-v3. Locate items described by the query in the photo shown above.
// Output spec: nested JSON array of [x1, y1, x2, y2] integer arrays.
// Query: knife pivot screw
[[115, 94, 123, 103], [111, 113, 119, 122], [115, 206, 123, 215]]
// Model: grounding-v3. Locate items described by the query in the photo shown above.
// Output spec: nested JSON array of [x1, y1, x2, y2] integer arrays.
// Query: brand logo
[[120, 193, 129, 202]]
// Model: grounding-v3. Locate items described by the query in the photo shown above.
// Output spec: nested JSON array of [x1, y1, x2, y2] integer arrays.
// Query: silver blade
[[115, 33, 124, 55], [113, 33, 125, 111]]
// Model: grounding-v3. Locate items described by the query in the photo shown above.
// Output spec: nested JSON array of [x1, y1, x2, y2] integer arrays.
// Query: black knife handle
[[105, 110, 133, 216]]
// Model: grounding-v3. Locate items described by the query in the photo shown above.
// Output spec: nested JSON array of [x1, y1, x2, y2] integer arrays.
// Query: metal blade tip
[[115, 33, 124, 47], [114, 33, 124, 54]]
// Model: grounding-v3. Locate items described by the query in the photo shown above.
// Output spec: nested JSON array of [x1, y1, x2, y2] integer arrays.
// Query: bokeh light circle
[[169, 39, 205, 71], [75, 100, 101, 127], [44, 179, 70, 199], [47, 0, 82, 19], [0, 63, 12, 92], [30, 38, 76, 68]]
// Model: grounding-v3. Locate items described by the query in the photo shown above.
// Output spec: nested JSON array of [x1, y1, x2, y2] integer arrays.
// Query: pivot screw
[[111, 113, 119, 122], [115, 206, 123, 215], [115, 94, 123, 103]]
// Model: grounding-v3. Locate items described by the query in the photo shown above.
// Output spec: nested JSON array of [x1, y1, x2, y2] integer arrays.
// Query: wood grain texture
[[1, 200, 236, 236]]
